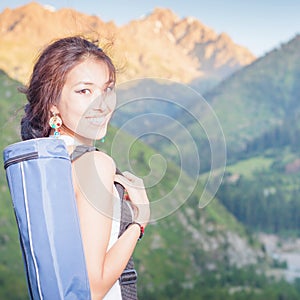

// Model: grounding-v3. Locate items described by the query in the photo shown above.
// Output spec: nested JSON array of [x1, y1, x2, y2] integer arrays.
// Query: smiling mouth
[[85, 115, 108, 126]]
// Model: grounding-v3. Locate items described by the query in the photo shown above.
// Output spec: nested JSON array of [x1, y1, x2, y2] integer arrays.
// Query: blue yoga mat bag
[[3, 138, 91, 300]]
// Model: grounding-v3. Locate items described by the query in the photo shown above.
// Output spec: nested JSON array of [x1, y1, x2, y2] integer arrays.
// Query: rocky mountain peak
[[0, 2, 255, 84], [146, 7, 180, 24]]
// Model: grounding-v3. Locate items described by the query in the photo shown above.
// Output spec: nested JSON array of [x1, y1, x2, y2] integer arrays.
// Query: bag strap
[[70, 145, 138, 300]]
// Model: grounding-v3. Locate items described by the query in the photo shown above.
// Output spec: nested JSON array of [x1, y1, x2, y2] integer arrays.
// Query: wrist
[[125, 222, 144, 241], [135, 205, 150, 228]]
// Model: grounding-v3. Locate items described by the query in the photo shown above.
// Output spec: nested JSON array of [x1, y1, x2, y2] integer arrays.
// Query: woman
[[20, 36, 150, 299]]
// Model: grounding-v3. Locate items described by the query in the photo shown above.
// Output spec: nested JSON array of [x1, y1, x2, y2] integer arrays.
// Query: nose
[[95, 94, 108, 112], [92, 91, 116, 112]]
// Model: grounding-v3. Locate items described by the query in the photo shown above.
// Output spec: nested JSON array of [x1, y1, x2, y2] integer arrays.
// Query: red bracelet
[[126, 222, 144, 240]]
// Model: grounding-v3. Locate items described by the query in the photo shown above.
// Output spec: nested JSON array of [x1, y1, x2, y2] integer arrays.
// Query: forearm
[[92, 224, 141, 298]]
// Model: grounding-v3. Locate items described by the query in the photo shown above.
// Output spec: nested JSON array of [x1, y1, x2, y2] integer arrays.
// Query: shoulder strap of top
[[70, 145, 138, 300], [70, 145, 124, 175], [70, 145, 97, 162]]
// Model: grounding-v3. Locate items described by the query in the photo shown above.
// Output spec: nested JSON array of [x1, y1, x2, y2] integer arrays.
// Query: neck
[[55, 125, 94, 146]]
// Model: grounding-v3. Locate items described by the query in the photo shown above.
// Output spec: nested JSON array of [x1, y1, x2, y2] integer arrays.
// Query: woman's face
[[55, 58, 116, 143]]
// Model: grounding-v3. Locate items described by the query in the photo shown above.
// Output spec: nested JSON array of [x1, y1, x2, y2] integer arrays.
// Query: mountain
[[117, 8, 255, 84], [119, 35, 300, 173], [0, 2, 255, 86], [108, 34, 300, 239], [204, 34, 300, 158], [0, 2, 116, 83], [200, 35, 300, 238]]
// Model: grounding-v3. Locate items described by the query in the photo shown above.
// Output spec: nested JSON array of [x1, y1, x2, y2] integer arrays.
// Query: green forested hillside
[[0, 71, 29, 299], [108, 34, 300, 240], [199, 35, 300, 236], [113, 35, 300, 238], [108, 35, 300, 298], [111, 78, 226, 174], [205, 34, 300, 159], [217, 150, 300, 235]]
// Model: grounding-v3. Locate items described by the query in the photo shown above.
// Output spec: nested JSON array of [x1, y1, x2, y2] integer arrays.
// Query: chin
[[75, 121, 109, 141], [92, 128, 108, 141]]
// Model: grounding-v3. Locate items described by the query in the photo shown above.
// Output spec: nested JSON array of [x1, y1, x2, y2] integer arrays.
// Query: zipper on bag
[[4, 152, 39, 169]]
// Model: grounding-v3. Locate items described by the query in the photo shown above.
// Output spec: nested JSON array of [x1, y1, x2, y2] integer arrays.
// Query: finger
[[123, 171, 143, 184], [115, 172, 144, 189], [114, 174, 135, 188], [114, 174, 128, 184], [122, 171, 136, 181]]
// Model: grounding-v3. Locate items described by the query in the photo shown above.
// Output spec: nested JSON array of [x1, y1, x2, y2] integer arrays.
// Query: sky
[[0, 0, 300, 57]]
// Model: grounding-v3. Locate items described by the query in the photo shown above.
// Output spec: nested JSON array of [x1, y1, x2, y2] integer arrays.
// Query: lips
[[85, 114, 109, 126], [86, 117, 105, 126]]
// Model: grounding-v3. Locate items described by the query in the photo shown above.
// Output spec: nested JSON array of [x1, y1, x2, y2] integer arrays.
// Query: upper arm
[[71, 151, 116, 283]]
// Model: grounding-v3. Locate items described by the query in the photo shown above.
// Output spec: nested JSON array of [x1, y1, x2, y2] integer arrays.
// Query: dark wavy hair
[[20, 36, 116, 140]]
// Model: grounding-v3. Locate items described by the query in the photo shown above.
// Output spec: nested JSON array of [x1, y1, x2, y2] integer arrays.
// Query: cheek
[[58, 98, 86, 128], [107, 95, 117, 112]]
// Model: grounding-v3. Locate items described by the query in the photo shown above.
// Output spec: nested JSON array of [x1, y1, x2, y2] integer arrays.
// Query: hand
[[115, 171, 150, 227]]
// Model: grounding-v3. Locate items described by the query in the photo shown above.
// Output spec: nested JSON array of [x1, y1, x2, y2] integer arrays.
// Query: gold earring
[[49, 113, 62, 137]]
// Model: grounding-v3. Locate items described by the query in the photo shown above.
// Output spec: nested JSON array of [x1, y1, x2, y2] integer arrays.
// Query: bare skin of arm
[[72, 151, 149, 299]]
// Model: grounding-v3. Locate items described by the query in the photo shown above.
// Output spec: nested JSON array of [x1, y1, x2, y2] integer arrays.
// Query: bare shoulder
[[92, 150, 116, 174], [72, 150, 116, 206], [75, 150, 116, 179]]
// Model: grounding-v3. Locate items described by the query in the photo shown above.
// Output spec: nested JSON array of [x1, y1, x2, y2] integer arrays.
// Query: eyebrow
[[72, 81, 94, 87], [72, 80, 113, 88]]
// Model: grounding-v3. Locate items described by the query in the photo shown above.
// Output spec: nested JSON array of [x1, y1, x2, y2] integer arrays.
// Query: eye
[[104, 85, 115, 94], [76, 89, 92, 95]]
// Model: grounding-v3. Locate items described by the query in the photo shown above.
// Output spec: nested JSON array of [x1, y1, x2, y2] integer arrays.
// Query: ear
[[50, 105, 59, 115]]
